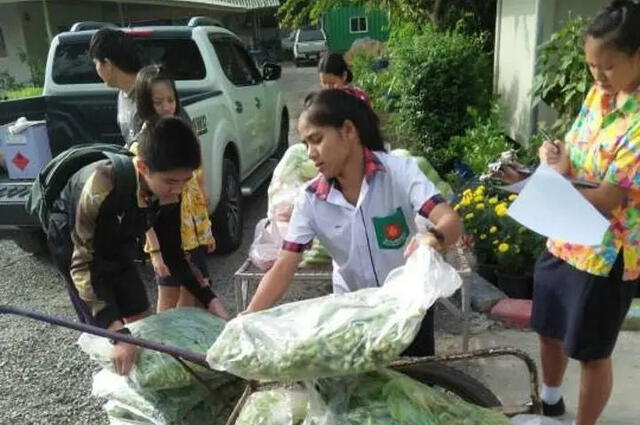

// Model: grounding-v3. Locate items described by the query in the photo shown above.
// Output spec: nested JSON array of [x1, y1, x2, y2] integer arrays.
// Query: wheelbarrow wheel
[[398, 362, 501, 408]]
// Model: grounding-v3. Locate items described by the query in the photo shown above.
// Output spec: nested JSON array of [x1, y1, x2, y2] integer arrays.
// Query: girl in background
[[133, 64, 229, 319], [317, 53, 370, 106]]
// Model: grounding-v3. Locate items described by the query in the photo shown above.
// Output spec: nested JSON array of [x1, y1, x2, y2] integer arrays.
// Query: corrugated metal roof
[[0, 0, 280, 10], [196, 0, 279, 8]]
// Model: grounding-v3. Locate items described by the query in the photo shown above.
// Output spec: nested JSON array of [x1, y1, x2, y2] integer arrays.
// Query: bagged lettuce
[[308, 369, 509, 425], [96, 370, 246, 425], [234, 370, 508, 425], [300, 239, 331, 268], [235, 388, 310, 425], [79, 308, 229, 391], [206, 245, 461, 381]]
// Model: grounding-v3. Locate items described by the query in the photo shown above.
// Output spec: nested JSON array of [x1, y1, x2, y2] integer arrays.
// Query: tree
[[278, 0, 496, 32]]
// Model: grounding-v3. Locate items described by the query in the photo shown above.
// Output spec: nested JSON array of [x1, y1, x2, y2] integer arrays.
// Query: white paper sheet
[[507, 165, 610, 245]]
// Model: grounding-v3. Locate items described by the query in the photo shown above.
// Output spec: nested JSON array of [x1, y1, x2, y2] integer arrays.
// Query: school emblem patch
[[372, 207, 410, 249]]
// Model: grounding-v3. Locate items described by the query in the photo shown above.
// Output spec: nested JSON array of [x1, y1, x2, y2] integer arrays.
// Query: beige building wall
[[493, 0, 539, 143], [496, 0, 605, 143], [0, 3, 31, 84]]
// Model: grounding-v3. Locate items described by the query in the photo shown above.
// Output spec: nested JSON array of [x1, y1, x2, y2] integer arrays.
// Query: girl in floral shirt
[[505, 2, 640, 424]]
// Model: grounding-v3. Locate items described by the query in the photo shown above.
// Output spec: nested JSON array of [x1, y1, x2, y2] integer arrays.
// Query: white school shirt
[[283, 149, 445, 294]]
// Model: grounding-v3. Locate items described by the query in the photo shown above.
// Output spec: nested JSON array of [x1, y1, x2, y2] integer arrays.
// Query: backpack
[[26, 143, 137, 233]]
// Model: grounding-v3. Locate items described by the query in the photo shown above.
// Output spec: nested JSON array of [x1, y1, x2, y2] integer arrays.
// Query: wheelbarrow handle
[[0, 305, 208, 368]]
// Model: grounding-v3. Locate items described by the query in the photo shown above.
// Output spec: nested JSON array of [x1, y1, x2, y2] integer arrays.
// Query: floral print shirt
[[547, 84, 640, 280]]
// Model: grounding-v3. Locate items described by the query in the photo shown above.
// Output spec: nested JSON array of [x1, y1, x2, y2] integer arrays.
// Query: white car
[[1, 18, 289, 253], [293, 28, 328, 66]]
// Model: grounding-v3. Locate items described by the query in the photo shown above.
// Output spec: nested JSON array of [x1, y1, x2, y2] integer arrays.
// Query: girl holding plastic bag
[[245, 88, 461, 356]]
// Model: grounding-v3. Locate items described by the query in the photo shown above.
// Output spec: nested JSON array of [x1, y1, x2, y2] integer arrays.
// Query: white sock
[[541, 384, 562, 404]]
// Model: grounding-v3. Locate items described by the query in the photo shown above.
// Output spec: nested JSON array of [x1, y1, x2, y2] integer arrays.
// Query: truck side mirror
[[263, 63, 282, 81]]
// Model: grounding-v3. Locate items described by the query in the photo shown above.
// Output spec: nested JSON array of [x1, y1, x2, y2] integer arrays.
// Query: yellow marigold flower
[[475, 185, 486, 193], [498, 242, 510, 253], [489, 226, 498, 233], [454, 204, 461, 211], [475, 203, 485, 210], [465, 213, 475, 220], [495, 204, 509, 217], [479, 234, 487, 240], [473, 195, 484, 203], [463, 189, 472, 196], [508, 194, 518, 201], [488, 197, 498, 205]]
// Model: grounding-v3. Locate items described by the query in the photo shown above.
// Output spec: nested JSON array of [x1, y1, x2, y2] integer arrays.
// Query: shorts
[[531, 249, 635, 361], [156, 246, 211, 288], [152, 202, 216, 300]]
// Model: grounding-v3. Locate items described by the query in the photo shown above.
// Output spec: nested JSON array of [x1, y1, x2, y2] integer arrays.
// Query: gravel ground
[[0, 63, 485, 424]]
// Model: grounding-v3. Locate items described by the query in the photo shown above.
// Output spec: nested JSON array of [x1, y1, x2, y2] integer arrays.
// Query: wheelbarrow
[[0, 304, 542, 423]]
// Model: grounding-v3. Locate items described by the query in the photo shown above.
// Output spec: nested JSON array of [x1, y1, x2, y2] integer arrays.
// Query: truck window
[[209, 37, 262, 87], [298, 30, 325, 42], [52, 38, 206, 85]]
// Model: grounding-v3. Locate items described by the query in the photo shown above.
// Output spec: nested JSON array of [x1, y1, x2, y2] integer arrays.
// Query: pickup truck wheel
[[13, 229, 49, 256], [211, 158, 242, 254], [272, 111, 289, 159]]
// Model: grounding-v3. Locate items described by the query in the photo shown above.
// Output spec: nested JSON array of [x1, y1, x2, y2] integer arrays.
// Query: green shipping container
[[322, 6, 389, 54]]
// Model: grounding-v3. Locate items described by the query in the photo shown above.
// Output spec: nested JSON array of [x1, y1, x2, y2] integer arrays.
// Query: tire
[[13, 229, 49, 256], [398, 362, 502, 408], [272, 110, 289, 159], [211, 158, 242, 254]]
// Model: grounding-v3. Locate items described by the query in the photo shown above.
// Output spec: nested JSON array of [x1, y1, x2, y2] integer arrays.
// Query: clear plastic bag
[[249, 218, 284, 271], [510, 415, 564, 425], [235, 388, 310, 425], [233, 370, 509, 425], [93, 369, 202, 424], [303, 369, 510, 425], [79, 307, 229, 391], [267, 144, 317, 222], [206, 245, 461, 381]]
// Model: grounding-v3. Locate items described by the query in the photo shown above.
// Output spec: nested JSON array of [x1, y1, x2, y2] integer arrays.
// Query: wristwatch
[[109, 327, 132, 345]]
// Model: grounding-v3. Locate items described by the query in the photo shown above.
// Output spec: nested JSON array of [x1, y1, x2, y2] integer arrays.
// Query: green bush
[[390, 24, 492, 173], [532, 16, 591, 135], [447, 103, 513, 175], [4, 86, 42, 100]]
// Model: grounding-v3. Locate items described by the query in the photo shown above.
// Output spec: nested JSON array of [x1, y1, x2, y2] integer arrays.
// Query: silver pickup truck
[[293, 28, 329, 67], [0, 19, 289, 254]]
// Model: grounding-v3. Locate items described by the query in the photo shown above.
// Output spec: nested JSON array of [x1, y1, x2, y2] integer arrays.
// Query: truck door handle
[[254, 97, 261, 109], [235, 101, 243, 113]]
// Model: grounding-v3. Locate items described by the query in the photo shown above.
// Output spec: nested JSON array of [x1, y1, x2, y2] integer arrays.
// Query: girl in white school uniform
[[246, 89, 462, 356]]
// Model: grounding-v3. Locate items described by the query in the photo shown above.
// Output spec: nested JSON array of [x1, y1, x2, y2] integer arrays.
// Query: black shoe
[[542, 397, 566, 417]]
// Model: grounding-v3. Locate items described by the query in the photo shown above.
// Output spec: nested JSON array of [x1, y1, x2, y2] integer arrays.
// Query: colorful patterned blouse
[[547, 84, 640, 280]]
